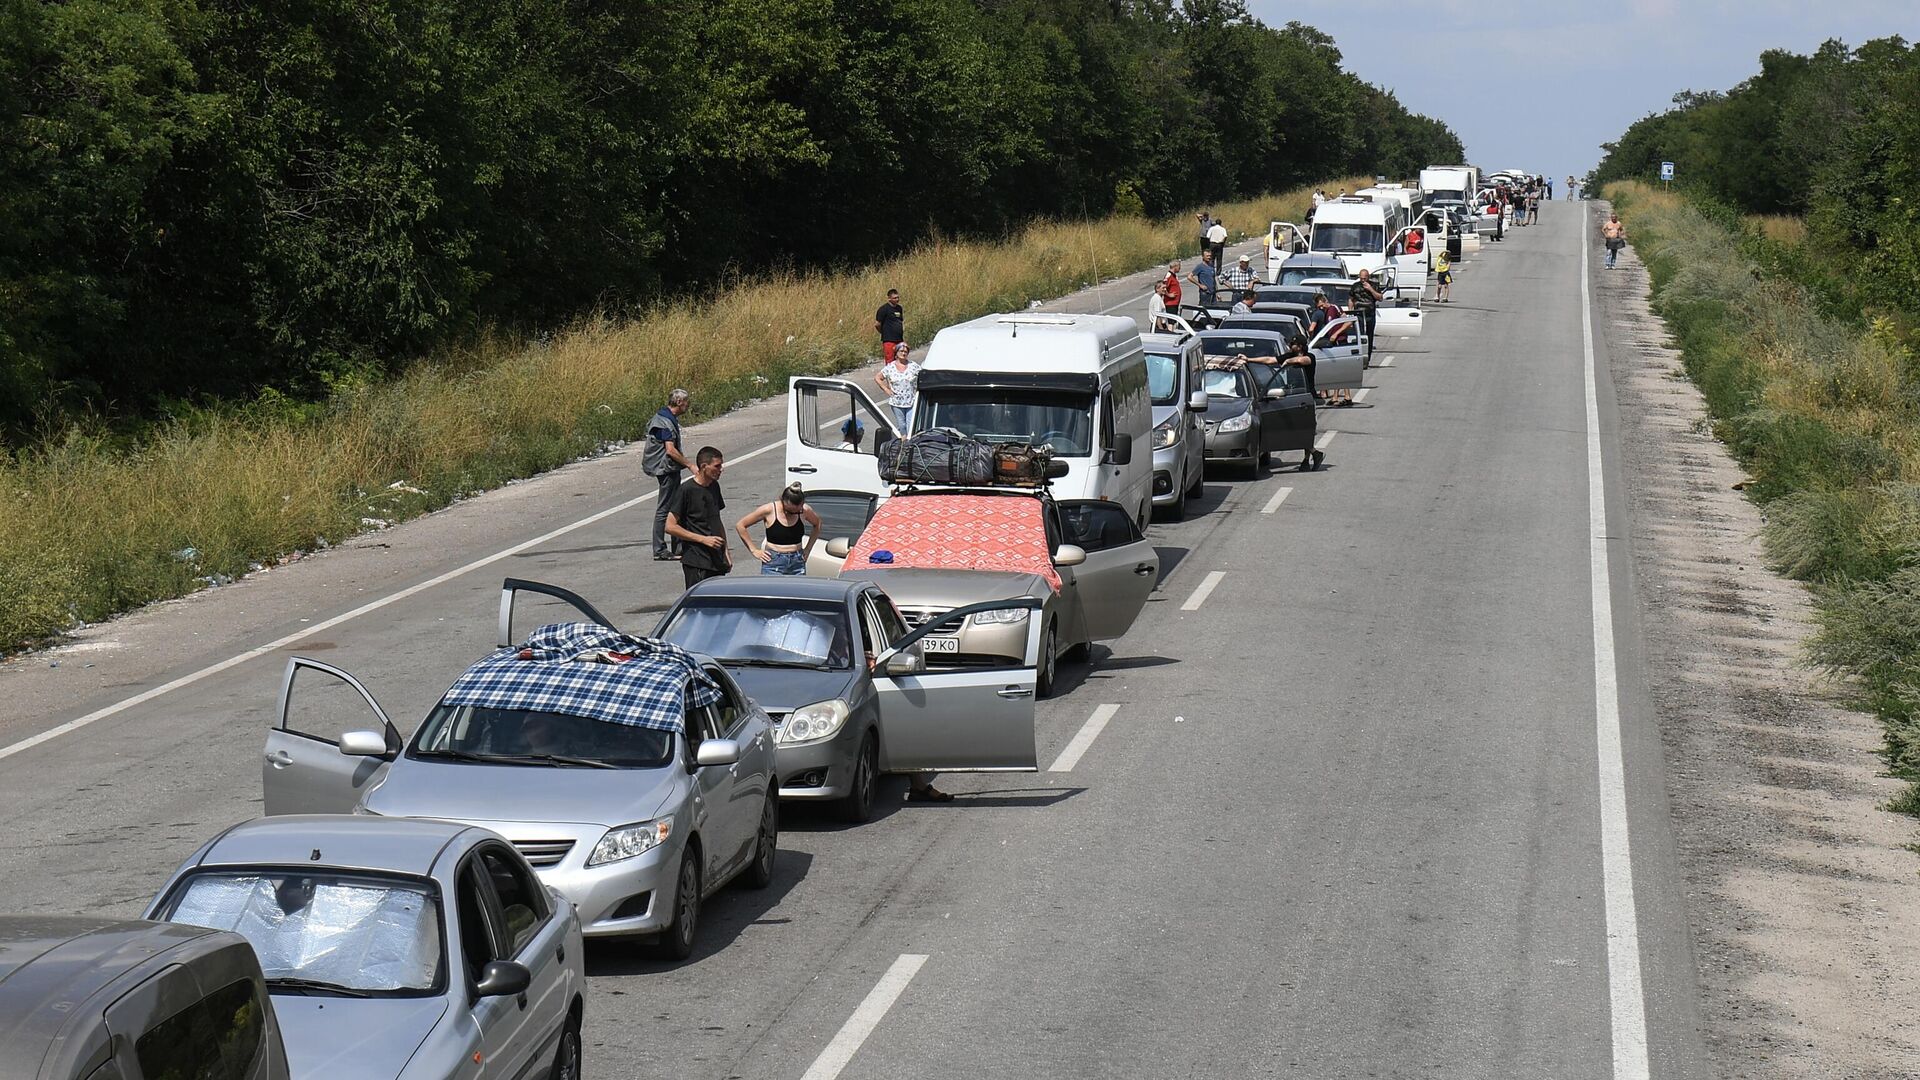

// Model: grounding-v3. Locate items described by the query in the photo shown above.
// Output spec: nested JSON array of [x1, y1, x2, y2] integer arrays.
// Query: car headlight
[[1152, 417, 1179, 449], [970, 606, 1031, 626], [587, 818, 673, 866], [777, 699, 850, 745], [1217, 412, 1252, 433]]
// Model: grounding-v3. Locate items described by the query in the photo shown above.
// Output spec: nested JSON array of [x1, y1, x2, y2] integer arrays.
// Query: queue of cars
[[3, 166, 1511, 1080]]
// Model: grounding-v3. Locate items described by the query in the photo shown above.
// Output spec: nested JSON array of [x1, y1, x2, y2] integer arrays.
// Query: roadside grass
[[0, 178, 1369, 650], [1609, 180, 1920, 810]]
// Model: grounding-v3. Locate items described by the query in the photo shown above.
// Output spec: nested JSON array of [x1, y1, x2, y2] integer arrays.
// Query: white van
[[783, 313, 1154, 527], [1418, 166, 1478, 207]]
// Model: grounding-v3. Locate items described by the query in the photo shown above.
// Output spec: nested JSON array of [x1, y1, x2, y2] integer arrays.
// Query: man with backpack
[[646, 389, 693, 560]]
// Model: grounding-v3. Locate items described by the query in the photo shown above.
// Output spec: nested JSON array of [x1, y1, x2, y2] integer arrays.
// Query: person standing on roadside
[[1546, 177, 1554, 201], [665, 446, 730, 588], [874, 288, 905, 363], [875, 343, 920, 432], [1148, 280, 1171, 329], [1568, 175, 1578, 200], [1221, 253, 1254, 298], [1188, 249, 1218, 306], [1161, 260, 1183, 311], [646, 389, 692, 561], [1349, 268, 1383, 361], [1435, 249, 1453, 303], [736, 483, 820, 576], [1206, 217, 1228, 268], [1196, 212, 1212, 259], [1526, 187, 1541, 225], [1312, 189, 1327, 209], [1602, 212, 1627, 269]]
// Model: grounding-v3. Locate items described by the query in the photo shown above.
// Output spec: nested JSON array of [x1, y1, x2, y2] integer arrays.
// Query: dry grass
[[0, 177, 1368, 648], [1750, 213, 1808, 247]]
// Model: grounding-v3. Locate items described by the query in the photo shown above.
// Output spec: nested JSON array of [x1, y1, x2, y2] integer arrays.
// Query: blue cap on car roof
[[441, 622, 721, 732]]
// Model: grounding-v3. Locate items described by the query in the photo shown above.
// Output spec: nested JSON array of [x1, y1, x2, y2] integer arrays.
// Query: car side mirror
[[884, 649, 923, 677], [694, 739, 742, 768], [1102, 433, 1133, 466], [1266, 388, 1287, 400], [474, 960, 531, 998], [825, 537, 851, 559], [1187, 390, 1208, 411], [339, 730, 391, 758], [1053, 543, 1087, 567]]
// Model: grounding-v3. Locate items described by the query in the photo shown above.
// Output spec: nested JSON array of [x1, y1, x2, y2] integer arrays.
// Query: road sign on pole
[[1659, 161, 1675, 182]]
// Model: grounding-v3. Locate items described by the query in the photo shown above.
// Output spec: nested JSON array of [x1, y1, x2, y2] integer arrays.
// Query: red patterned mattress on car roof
[[844, 494, 1061, 593]]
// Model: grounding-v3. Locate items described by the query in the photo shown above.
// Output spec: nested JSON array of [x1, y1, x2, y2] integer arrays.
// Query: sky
[[1248, 0, 1918, 183]]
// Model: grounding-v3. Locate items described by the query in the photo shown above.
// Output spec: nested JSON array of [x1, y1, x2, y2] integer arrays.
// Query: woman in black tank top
[[735, 483, 821, 576]]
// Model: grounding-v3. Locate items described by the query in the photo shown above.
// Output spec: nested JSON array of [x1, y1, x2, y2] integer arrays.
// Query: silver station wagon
[[261, 580, 778, 959]]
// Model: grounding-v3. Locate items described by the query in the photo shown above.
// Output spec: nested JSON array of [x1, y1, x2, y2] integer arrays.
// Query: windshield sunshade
[[660, 600, 852, 669], [166, 873, 440, 994]]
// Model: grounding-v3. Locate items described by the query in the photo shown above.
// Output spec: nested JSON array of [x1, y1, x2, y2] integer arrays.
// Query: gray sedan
[[261, 579, 778, 959], [147, 814, 585, 1080], [656, 578, 1045, 822]]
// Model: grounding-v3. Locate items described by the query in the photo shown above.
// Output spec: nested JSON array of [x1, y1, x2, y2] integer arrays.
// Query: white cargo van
[[1418, 166, 1478, 207], [783, 313, 1154, 528]]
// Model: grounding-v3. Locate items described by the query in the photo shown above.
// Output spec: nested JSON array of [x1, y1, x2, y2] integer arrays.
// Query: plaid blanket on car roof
[[441, 622, 721, 733]]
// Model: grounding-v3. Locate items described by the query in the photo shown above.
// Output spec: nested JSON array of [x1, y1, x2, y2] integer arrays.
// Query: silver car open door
[[498, 577, 618, 646], [1308, 316, 1366, 392], [872, 599, 1042, 772], [1057, 501, 1158, 640], [263, 657, 400, 815], [787, 376, 898, 499]]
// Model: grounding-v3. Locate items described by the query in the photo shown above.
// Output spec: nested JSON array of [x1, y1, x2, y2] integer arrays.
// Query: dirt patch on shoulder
[[1599, 231, 1920, 1077]]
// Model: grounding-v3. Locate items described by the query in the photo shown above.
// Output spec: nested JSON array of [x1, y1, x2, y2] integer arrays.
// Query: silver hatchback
[[260, 580, 779, 960]]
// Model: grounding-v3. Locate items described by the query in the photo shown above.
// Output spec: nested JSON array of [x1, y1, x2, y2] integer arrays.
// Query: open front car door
[[872, 599, 1042, 772], [263, 657, 401, 815], [788, 376, 898, 498], [1308, 316, 1366, 392], [1057, 500, 1158, 639], [1264, 221, 1306, 282]]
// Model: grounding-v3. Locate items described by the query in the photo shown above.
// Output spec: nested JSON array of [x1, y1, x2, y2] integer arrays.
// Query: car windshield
[[1311, 223, 1384, 253], [411, 704, 674, 768], [1202, 369, 1252, 398], [916, 388, 1095, 457], [1201, 338, 1279, 363], [1145, 352, 1180, 405], [658, 598, 852, 670], [807, 492, 877, 545], [162, 872, 441, 995]]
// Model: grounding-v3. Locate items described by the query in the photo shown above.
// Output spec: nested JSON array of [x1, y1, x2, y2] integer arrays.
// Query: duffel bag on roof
[[877, 428, 996, 486]]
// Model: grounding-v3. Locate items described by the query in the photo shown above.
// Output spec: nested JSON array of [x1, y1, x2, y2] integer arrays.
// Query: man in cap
[[1220, 253, 1254, 297]]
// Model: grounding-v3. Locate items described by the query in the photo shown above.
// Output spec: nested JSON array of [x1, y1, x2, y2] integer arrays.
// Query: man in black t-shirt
[[665, 446, 731, 588], [874, 288, 905, 363]]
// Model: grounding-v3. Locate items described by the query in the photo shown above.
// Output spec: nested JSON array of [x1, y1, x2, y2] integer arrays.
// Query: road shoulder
[[1598, 209, 1920, 1078]]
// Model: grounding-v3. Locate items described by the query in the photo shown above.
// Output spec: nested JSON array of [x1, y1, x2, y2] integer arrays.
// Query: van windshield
[[916, 388, 1095, 457], [1145, 352, 1180, 406], [1311, 224, 1383, 253]]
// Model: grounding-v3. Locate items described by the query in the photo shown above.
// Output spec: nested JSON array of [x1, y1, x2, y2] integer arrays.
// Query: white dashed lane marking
[[799, 954, 930, 1080], [1048, 704, 1120, 772], [1181, 571, 1226, 612], [1261, 486, 1293, 515]]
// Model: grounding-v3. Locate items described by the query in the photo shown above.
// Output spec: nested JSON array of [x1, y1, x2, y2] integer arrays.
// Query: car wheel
[[836, 733, 879, 824], [743, 791, 778, 889], [551, 1019, 582, 1080], [1163, 482, 1187, 522], [651, 849, 701, 961], [1036, 622, 1058, 699]]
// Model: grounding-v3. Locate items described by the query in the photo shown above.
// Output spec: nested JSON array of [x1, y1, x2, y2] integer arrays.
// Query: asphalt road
[[0, 207, 1713, 1079]]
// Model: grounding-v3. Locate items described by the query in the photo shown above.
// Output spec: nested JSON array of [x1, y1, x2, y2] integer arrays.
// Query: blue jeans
[[892, 405, 913, 433], [761, 550, 806, 575]]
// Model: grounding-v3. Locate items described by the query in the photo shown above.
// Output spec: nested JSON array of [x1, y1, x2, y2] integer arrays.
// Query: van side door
[[786, 377, 897, 498]]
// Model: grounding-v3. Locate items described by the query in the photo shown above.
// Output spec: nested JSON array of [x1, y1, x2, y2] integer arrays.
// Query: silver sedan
[[147, 814, 586, 1080]]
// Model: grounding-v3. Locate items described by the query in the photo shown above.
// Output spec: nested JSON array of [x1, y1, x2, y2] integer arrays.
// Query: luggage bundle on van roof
[[876, 429, 1058, 489]]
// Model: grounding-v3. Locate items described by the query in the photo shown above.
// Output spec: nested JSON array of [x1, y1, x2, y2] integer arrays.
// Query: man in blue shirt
[[1187, 250, 1219, 306], [645, 389, 693, 559]]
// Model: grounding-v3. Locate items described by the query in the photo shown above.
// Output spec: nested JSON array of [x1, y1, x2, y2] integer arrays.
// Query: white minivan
[[784, 313, 1154, 528]]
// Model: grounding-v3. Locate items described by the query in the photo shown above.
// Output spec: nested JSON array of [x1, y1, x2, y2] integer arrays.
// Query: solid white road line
[[1582, 209, 1651, 1079], [1353, 388, 1370, 403], [1096, 290, 1152, 316], [1377, 355, 1396, 367], [1314, 430, 1337, 451], [1181, 571, 1226, 612], [0, 439, 785, 764], [1260, 486, 1294, 515], [799, 954, 929, 1080], [1048, 703, 1120, 772]]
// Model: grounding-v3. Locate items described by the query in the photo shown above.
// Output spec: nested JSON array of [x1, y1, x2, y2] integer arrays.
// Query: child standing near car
[[1435, 250, 1453, 303]]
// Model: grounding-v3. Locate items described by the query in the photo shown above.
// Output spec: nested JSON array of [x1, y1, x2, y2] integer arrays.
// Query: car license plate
[[921, 636, 960, 654]]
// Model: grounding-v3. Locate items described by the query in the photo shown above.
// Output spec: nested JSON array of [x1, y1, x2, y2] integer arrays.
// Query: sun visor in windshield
[[442, 622, 721, 732], [917, 370, 1098, 395]]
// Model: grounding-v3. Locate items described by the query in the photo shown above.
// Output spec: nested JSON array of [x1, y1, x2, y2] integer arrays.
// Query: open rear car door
[[263, 658, 401, 815], [872, 599, 1043, 772], [1057, 500, 1158, 640], [787, 377, 898, 498]]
